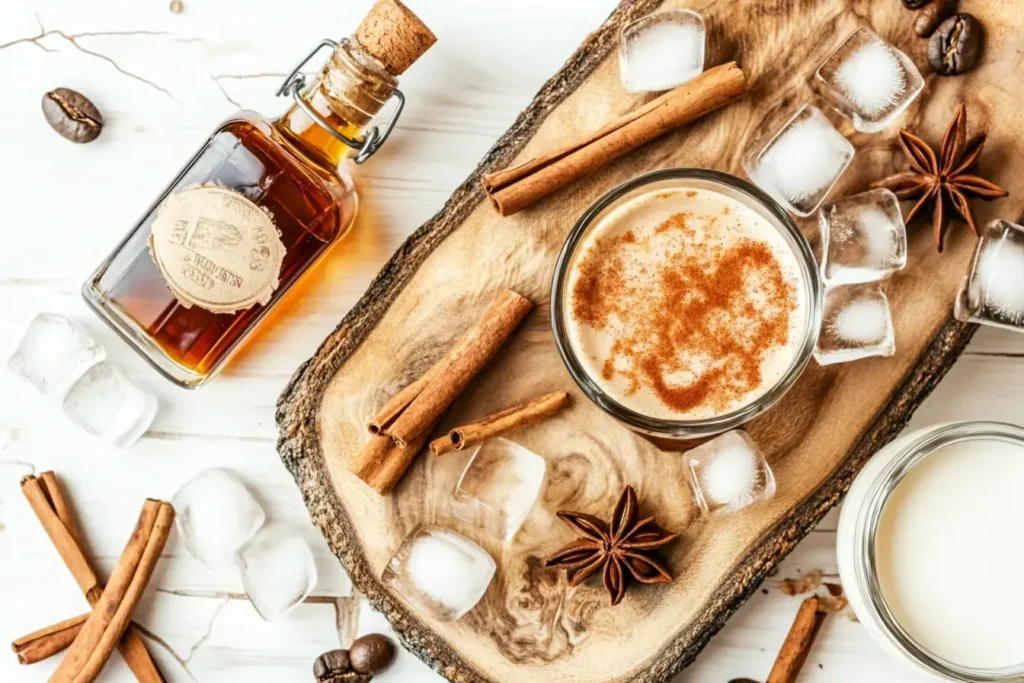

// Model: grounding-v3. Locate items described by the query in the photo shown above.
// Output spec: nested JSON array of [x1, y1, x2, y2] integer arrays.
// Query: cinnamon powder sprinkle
[[571, 201, 798, 417]]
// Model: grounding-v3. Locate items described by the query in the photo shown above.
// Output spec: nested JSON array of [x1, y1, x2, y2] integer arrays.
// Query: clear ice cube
[[819, 188, 907, 285], [172, 467, 266, 568], [619, 10, 706, 94], [813, 27, 924, 134], [686, 430, 775, 514], [237, 524, 318, 622], [743, 105, 854, 217], [814, 283, 895, 366], [381, 526, 496, 622], [451, 438, 546, 542], [61, 361, 158, 448], [8, 313, 105, 399], [955, 219, 1024, 332]]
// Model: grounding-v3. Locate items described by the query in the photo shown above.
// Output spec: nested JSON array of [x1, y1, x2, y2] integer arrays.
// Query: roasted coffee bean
[[928, 13, 983, 75], [42, 88, 103, 143], [902, 0, 929, 8], [313, 649, 351, 681], [914, 0, 956, 37], [349, 634, 395, 675]]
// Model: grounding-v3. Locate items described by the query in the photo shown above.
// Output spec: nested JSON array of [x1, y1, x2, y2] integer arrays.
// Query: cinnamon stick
[[766, 595, 826, 683], [351, 424, 438, 495], [429, 390, 570, 456], [50, 499, 174, 683], [17, 474, 164, 682], [12, 613, 87, 665], [482, 61, 748, 216], [368, 371, 435, 435], [382, 289, 533, 447]]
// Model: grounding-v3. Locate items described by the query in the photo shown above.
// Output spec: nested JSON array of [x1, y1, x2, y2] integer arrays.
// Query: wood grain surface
[[277, 1, 1021, 682]]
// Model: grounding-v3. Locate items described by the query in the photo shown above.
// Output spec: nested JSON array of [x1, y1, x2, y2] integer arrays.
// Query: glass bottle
[[82, 0, 435, 388]]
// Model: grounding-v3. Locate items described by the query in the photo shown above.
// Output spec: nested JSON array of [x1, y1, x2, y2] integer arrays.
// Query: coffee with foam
[[565, 187, 808, 421]]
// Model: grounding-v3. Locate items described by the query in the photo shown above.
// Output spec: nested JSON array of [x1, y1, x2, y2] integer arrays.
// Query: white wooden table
[[1, 1, 1020, 681]]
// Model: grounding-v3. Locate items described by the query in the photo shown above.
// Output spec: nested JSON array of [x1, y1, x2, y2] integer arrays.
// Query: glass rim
[[549, 167, 823, 439], [853, 421, 1024, 681]]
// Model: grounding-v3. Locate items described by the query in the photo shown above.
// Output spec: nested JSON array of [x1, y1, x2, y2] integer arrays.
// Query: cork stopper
[[354, 0, 436, 76]]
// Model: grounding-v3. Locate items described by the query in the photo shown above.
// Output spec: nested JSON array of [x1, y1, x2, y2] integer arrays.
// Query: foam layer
[[565, 187, 807, 420]]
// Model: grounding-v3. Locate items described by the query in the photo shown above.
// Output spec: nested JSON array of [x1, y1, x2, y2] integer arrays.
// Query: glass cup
[[837, 422, 1024, 681], [550, 168, 822, 445]]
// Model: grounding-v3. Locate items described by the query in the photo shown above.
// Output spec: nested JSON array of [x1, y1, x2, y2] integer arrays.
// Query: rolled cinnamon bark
[[766, 595, 825, 683], [483, 61, 748, 216], [17, 474, 164, 682], [11, 613, 87, 665], [429, 391, 570, 456], [49, 499, 174, 683], [368, 371, 435, 435], [351, 424, 438, 495], [383, 289, 533, 447]]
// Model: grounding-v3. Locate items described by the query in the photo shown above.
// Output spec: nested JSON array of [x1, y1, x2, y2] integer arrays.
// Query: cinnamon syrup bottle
[[82, 0, 435, 388]]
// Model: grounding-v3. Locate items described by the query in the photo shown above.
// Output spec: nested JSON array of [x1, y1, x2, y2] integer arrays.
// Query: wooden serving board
[[277, 1, 1023, 681]]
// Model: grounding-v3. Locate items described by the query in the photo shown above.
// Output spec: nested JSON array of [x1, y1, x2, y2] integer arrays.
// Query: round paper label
[[149, 186, 285, 315]]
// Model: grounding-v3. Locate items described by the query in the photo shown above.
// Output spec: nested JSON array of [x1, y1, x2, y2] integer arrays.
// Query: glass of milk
[[838, 421, 1024, 681]]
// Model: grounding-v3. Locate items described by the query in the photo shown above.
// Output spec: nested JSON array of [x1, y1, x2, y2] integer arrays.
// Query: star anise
[[871, 102, 1008, 253], [544, 485, 678, 606]]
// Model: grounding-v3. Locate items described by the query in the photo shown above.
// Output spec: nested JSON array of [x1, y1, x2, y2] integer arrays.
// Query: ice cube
[[819, 188, 907, 285], [451, 438, 546, 542], [172, 468, 266, 568], [814, 283, 895, 366], [743, 105, 854, 217], [8, 313, 105, 399], [619, 10, 705, 94], [237, 524, 318, 622], [381, 526, 496, 621], [813, 27, 924, 134], [955, 219, 1024, 332], [686, 430, 775, 514], [61, 361, 158, 448]]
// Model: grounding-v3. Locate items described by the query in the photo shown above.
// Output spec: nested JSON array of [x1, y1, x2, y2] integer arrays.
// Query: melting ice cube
[[237, 524, 318, 622], [686, 430, 775, 514], [744, 105, 854, 217], [819, 188, 907, 285], [8, 313, 105, 399], [814, 283, 895, 366], [62, 361, 157, 448], [619, 9, 706, 94], [813, 27, 924, 134], [451, 438, 546, 542], [172, 468, 266, 568], [381, 526, 496, 621], [955, 219, 1024, 332]]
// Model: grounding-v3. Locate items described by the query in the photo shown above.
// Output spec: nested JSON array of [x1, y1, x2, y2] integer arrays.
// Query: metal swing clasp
[[276, 39, 405, 165]]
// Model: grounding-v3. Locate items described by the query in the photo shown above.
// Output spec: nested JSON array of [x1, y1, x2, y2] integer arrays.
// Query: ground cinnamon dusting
[[571, 196, 797, 417]]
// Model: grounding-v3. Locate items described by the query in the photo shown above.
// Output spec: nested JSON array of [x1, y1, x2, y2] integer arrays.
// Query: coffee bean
[[169, 0, 184, 13], [41, 88, 103, 143], [902, 0, 929, 8], [349, 634, 395, 675], [914, 0, 956, 37], [313, 649, 350, 680], [928, 13, 983, 75]]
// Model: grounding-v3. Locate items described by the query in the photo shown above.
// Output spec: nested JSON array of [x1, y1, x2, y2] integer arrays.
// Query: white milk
[[565, 187, 808, 420], [838, 423, 1024, 677], [876, 437, 1024, 669]]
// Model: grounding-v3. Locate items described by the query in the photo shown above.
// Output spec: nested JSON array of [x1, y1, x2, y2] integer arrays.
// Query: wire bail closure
[[276, 39, 405, 165]]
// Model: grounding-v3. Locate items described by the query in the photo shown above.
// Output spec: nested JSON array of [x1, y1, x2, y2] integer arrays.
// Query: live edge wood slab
[[277, 1, 1023, 681]]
